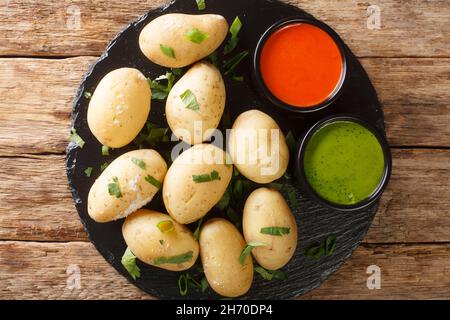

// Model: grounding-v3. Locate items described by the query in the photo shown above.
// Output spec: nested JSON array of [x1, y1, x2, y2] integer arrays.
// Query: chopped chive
[[180, 89, 200, 112], [145, 175, 162, 189], [260, 227, 291, 236], [154, 251, 193, 265], [193, 218, 203, 241], [121, 247, 141, 280], [223, 50, 249, 76], [325, 235, 337, 256], [224, 16, 243, 55], [232, 75, 244, 81], [131, 157, 146, 170], [195, 0, 206, 10], [178, 274, 188, 296], [108, 177, 122, 198], [160, 44, 176, 59], [192, 170, 221, 183], [185, 28, 209, 44], [239, 242, 268, 265], [70, 128, 85, 149], [101, 145, 110, 156], [287, 188, 299, 209], [84, 167, 93, 177], [157, 220, 174, 233], [100, 162, 109, 171]]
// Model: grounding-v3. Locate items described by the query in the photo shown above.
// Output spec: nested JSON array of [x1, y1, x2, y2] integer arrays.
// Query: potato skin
[[88, 150, 167, 223], [229, 109, 290, 184], [139, 14, 228, 68], [163, 144, 232, 224], [87, 68, 151, 148], [243, 188, 298, 270], [166, 62, 225, 145], [122, 209, 199, 271], [200, 218, 253, 297]]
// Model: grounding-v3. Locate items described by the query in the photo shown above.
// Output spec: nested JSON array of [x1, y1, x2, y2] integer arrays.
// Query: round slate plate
[[66, 0, 386, 300]]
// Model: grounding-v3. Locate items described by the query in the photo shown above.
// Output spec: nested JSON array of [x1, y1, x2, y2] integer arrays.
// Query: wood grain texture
[[1, 0, 449, 57], [0, 57, 449, 156], [1, 241, 449, 300], [1, 149, 449, 243]]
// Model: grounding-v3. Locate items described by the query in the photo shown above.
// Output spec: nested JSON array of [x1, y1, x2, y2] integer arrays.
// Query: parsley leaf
[[121, 247, 141, 280], [148, 72, 175, 101]]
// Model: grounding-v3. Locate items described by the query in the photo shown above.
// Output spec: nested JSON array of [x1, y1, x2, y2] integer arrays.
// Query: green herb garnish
[[131, 157, 146, 170], [84, 91, 92, 99], [121, 247, 141, 280], [185, 28, 209, 44], [171, 68, 183, 76], [305, 244, 325, 260], [223, 50, 249, 75], [195, 0, 206, 10], [260, 227, 291, 236], [216, 187, 231, 211], [285, 131, 296, 156], [207, 51, 218, 67], [239, 242, 268, 265], [178, 273, 208, 297], [193, 218, 203, 241], [145, 175, 162, 189], [148, 72, 175, 100], [178, 274, 188, 296], [134, 122, 170, 148], [159, 239, 165, 245], [325, 235, 337, 256], [305, 235, 337, 259], [102, 145, 109, 156], [157, 220, 174, 233], [108, 177, 122, 198], [232, 75, 244, 82], [200, 277, 209, 292], [254, 266, 287, 281], [224, 16, 243, 55], [180, 89, 200, 112], [70, 128, 85, 148], [100, 162, 109, 172], [287, 188, 298, 209], [192, 170, 221, 183], [226, 207, 241, 228], [160, 44, 176, 59], [154, 251, 193, 265], [84, 167, 93, 177]]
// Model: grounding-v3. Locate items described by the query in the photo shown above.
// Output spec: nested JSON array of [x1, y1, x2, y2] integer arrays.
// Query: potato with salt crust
[[88, 149, 167, 223], [229, 109, 290, 184], [139, 13, 228, 68], [166, 62, 225, 145], [243, 188, 298, 270], [122, 209, 199, 272], [200, 218, 254, 298], [87, 68, 151, 148], [163, 144, 232, 224]]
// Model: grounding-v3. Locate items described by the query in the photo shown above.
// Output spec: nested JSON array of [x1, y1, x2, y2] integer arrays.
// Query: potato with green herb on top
[[87, 68, 151, 148], [229, 109, 290, 184], [139, 14, 228, 68], [200, 218, 253, 298], [123, 209, 199, 272], [243, 188, 298, 270], [166, 62, 225, 145], [163, 144, 232, 224], [88, 149, 167, 223]]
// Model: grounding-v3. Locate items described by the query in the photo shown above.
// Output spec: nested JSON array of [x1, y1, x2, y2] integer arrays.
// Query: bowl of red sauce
[[253, 17, 347, 113]]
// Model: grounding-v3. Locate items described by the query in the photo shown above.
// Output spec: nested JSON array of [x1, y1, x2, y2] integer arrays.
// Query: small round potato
[[163, 144, 232, 224], [243, 188, 298, 270], [200, 218, 253, 297], [139, 14, 228, 68], [229, 109, 290, 184], [88, 149, 167, 223], [123, 209, 199, 272], [166, 62, 225, 145], [87, 68, 151, 148]]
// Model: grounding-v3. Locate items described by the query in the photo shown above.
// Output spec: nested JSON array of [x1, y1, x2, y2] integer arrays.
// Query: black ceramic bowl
[[252, 17, 348, 114], [296, 115, 392, 212]]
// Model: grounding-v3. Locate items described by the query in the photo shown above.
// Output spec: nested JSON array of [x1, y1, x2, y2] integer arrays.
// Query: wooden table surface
[[1, 0, 449, 300]]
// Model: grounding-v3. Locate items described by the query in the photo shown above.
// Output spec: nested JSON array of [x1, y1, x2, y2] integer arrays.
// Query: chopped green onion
[[84, 91, 92, 99], [159, 239, 165, 245], [192, 170, 221, 183], [195, 0, 206, 10], [108, 177, 122, 198], [232, 75, 244, 81], [134, 122, 171, 148], [193, 218, 203, 241], [160, 44, 176, 59], [157, 220, 174, 233], [100, 162, 109, 172], [121, 247, 141, 280], [180, 89, 200, 112], [325, 235, 337, 256], [178, 274, 188, 296], [260, 227, 291, 236], [101, 145, 109, 156], [223, 50, 249, 76], [305, 244, 325, 259], [239, 242, 268, 265], [145, 175, 162, 189], [70, 128, 85, 149], [224, 16, 243, 55], [185, 28, 209, 44], [84, 167, 93, 177], [148, 72, 175, 100], [154, 251, 193, 265], [131, 157, 146, 170]]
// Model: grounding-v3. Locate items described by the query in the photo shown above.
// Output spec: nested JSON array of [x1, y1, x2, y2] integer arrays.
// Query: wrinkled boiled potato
[[88, 149, 167, 223], [166, 62, 225, 145], [163, 144, 232, 224], [229, 109, 290, 184], [139, 13, 228, 68], [123, 209, 199, 272], [243, 188, 298, 270], [200, 218, 253, 297], [87, 68, 151, 148]]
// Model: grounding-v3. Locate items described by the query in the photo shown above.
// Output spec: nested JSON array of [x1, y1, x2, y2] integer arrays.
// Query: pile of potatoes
[[85, 13, 298, 298]]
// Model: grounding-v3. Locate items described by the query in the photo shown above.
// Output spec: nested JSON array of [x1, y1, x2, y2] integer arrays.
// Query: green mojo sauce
[[303, 120, 385, 206]]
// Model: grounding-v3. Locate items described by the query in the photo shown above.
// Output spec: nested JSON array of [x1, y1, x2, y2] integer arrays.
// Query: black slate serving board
[[66, 0, 385, 299]]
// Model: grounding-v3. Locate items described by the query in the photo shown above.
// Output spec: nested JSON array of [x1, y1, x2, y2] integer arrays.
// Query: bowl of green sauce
[[296, 115, 392, 212]]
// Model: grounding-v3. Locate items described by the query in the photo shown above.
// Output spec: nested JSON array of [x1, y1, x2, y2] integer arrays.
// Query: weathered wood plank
[[1, 241, 449, 299], [0, 57, 449, 155], [0, 150, 449, 243], [1, 0, 449, 57]]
